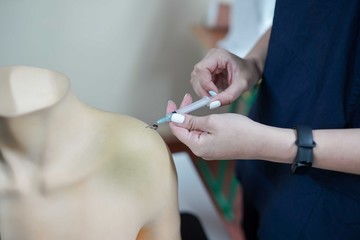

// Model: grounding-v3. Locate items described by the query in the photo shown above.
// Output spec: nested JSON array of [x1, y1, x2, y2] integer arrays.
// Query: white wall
[[0, 0, 211, 138]]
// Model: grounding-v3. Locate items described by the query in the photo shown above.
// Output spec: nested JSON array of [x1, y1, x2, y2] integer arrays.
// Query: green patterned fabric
[[195, 86, 258, 221]]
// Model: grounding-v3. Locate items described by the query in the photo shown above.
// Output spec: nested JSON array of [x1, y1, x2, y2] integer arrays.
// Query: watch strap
[[291, 125, 316, 175]]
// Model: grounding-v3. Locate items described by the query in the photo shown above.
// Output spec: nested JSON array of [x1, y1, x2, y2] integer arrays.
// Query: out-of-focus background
[[0, 1, 275, 239], [0, 0, 274, 140], [0, 0, 212, 139]]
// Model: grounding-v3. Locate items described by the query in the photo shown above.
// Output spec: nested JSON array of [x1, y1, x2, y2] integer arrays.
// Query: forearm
[[256, 126, 360, 175], [312, 129, 360, 175], [244, 27, 272, 75]]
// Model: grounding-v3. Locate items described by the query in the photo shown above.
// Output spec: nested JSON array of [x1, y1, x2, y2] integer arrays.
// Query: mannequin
[[0, 66, 181, 240]]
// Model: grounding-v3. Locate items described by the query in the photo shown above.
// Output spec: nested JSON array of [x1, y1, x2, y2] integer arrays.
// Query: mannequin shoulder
[[94, 113, 180, 234], [110, 114, 170, 158], [97, 113, 175, 183]]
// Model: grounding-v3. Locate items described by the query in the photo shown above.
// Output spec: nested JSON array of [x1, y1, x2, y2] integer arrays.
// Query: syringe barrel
[[176, 96, 211, 114]]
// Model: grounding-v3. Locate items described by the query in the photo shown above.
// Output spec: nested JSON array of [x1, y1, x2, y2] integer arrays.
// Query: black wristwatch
[[291, 125, 316, 175]]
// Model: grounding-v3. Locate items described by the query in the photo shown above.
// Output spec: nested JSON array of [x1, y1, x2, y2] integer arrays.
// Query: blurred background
[[0, 1, 275, 239], [0, 0, 274, 140], [0, 0, 212, 139]]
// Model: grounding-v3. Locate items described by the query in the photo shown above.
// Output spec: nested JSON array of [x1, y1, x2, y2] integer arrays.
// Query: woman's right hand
[[190, 48, 262, 106]]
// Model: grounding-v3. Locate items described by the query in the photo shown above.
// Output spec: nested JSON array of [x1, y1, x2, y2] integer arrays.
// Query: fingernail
[[171, 113, 185, 123], [208, 90, 217, 97], [209, 100, 221, 110], [183, 93, 190, 100]]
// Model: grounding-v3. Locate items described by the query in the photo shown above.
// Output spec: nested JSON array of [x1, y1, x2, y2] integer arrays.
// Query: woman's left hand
[[166, 94, 269, 160]]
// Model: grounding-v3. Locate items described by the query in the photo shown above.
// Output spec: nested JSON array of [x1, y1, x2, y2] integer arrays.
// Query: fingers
[[179, 93, 193, 108], [191, 72, 218, 98], [166, 100, 177, 115], [191, 57, 220, 98], [190, 60, 233, 104], [168, 113, 209, 147], [190, 48, 250, 106], [166, 94, 193, 125], [166, 92, 219, 118], [166, 93, 194, 114], [213, 87, 240, 106]]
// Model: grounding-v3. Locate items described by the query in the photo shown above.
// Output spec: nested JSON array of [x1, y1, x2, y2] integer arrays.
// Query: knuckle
[[187, 117, 197, 131], [193, 62, 203, 74], [224, 93, 235, 105], [205, 114, 217, 124], [191, 64, 204, 82], [207, 48, 217, 56]]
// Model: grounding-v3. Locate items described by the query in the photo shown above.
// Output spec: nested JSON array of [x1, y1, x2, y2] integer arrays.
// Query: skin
[[167, 28, 360, 175]]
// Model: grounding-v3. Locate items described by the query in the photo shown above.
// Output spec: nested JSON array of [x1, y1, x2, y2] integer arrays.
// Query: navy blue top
[[236, 1, 360, 239]]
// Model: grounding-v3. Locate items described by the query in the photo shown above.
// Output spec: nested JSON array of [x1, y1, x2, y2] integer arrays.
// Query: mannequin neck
[[0, 66, 101, 191], [1, 93, 90, 159], [0, 66, 93, 164], [0, 66, 70, 117]]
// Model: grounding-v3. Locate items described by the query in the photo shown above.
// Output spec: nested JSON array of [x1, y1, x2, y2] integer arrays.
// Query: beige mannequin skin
[[0, 66, 181, 240]]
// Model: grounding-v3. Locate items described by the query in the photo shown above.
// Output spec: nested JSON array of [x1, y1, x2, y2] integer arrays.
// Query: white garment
[[218, 0, 276, 57]]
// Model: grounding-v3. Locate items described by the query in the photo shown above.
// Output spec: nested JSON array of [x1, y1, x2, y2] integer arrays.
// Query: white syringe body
[[176, 96, 211, 114], [155, 96, 211, 125]]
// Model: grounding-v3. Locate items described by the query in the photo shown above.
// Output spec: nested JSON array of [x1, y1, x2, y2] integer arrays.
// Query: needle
[[147, 91, 217, 130]]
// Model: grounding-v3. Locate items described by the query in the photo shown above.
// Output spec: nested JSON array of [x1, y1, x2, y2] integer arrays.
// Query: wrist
[[291, 125, 316, 174], [243, 57, 263, 90], [245, 57, 264, 77], [255, 125, 297, 163]]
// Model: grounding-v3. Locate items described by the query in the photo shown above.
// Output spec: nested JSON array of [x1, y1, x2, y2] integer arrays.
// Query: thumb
[[213, 84, 243, 106], [169, 113, 211, 145], [171, 113, 208, 131]]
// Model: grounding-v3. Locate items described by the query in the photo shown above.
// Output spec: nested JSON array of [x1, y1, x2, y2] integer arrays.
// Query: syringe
[[147, 91, 217, 130]]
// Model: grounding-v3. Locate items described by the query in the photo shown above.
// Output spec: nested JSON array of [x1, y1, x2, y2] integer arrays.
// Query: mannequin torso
[[0, 66, 180, 240]]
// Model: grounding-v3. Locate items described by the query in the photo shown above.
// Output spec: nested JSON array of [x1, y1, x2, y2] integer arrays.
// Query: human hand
[[167, 94, 267, 160], [190, 48, 261, 107]]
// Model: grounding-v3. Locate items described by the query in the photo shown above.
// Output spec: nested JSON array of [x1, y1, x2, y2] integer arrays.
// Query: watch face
[[291, 162, 312, 175]]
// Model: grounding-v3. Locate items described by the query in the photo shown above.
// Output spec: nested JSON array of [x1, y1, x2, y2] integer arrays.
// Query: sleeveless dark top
[[236, 1, 360, 239]]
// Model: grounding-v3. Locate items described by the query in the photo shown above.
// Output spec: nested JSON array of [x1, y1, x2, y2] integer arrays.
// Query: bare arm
[[244, 124, 360, 175], [167, 100, 360, 175], [245, 27, 272, 75], [312, 129, 360, 174]]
